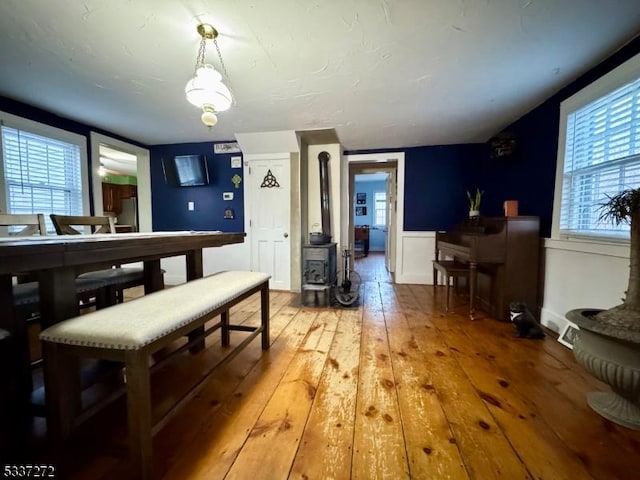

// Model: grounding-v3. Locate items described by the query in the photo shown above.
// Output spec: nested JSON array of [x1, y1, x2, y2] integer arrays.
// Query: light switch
[[188, 201, 194, 211]]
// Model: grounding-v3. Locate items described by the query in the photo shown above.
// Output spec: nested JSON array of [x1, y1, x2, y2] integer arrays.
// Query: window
[[554, 53, 640, 240], [0, 112, 89, 232], [374, 191, 386, 226]]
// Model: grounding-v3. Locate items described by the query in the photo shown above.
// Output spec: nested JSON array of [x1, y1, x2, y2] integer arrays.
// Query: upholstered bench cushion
[[40, 271, 270, 350]]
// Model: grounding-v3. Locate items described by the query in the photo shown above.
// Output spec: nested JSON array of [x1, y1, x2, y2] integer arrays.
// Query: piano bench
[[432, 260, 470, 313]]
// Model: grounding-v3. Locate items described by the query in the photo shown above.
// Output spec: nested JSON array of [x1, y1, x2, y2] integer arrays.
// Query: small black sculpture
[[509, 301, 545, 339]]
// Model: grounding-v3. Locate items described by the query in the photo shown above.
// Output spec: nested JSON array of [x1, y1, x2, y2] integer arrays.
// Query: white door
[[248, 156, 291, 290]]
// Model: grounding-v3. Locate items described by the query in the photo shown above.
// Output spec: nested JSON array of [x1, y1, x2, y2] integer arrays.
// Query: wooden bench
[[40, 270, 270, 479], [432, 260, 470, 313]]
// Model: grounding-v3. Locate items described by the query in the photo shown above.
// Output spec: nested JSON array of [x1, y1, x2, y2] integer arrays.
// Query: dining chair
[[1, 213, 109, 414], [0, 213, 47, 236], [49, 214, 162, 303], [49, 214, 116, 235]]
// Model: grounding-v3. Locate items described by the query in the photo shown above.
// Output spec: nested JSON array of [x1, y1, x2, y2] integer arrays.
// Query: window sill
[[544, 237, 629, 258]]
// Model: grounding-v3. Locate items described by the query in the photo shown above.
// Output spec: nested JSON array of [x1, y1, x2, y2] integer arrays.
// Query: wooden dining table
[[0, 230, 245, 438], [0, 231, 245, 327]]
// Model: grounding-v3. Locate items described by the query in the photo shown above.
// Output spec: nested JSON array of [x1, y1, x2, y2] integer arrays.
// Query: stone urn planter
[[567, 308, 640, 430], [566, 187, 640, 430]]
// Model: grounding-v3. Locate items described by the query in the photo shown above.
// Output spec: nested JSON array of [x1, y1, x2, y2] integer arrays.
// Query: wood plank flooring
[[29, 257, 640, 479]]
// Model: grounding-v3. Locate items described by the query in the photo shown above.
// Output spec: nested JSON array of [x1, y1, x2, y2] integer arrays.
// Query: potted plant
[[567, 187, 640, 430], [467, 188, 483, 218]]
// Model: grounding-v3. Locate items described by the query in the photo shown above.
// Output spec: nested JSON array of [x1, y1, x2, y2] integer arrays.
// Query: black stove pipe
[[318, 151, 332, 242]]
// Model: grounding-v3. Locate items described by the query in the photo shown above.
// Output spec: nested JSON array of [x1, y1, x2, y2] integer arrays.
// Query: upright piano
[[435, 216, 540, 321]]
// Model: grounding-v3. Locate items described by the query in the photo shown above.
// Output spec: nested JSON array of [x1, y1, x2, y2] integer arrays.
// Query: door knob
[[283, 232, 289, 238]]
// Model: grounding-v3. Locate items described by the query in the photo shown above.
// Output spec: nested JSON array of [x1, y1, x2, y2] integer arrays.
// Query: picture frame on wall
[[356, 206, 367, 216], [356, 192, 366, 205]]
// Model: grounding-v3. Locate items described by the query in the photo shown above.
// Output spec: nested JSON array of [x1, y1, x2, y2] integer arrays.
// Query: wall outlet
[[223, 192, 234, 200], [188, 201, 194, 211]]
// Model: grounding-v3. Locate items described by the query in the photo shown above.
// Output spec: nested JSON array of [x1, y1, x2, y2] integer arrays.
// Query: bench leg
[[261, 283, 270, 350], [445, 276, 452, 313], [221, 310, 230, 347], [125, 350, 153, 480], [43, 342, 81, 441]]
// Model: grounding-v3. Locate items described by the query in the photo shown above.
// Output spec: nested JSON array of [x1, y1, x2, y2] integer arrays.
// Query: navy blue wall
[[348, 35, 640, 237], [403, 144, 485, 231], [481, 36, 640, 236], [150, 142, 244, 232], [0, 96, 146, 149], [347, 144, 485, 232]]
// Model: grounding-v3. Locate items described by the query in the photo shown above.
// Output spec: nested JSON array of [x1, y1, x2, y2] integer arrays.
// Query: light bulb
[[201, 107, 218, 127]]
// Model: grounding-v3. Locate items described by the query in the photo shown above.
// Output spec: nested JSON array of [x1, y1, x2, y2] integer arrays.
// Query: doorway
[[353, 172, 391, 275], [342, 152, 404, 281], [90, 132, 152, 232]]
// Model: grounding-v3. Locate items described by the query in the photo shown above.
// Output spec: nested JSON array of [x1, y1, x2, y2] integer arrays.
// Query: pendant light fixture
[[185, 23, 233, 128]]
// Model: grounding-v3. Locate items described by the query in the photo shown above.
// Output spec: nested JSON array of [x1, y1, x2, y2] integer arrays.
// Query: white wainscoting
[[540, 238, 629, 333], [395, 231, 435, 284], [161, 242, 250, 285]]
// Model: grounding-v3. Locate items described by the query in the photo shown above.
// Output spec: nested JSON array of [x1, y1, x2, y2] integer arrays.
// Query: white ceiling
[[0, 1, 639, 150], [99, 144, 137, 176]]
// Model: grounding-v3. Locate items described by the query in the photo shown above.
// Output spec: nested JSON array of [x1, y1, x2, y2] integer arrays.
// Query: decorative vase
[[567, 308, 640, 430], [469, 209, 480, 218]]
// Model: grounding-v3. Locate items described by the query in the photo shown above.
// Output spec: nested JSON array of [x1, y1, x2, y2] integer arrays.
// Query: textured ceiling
[[0, 1, 639, 150]]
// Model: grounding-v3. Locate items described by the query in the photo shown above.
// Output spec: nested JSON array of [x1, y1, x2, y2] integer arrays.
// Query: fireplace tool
[[335, 246, 361, 307]]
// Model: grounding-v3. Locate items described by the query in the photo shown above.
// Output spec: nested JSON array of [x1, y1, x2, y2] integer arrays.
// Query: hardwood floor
[[355, 252, 393, 283], [31, 269, 640, 479]]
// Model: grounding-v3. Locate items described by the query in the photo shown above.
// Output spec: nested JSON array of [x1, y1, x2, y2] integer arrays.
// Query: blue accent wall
[[150, 142, 244, 232], [347, 36, 640, 238], [347, 144, 485, 232], [479, 36, 640, 237]]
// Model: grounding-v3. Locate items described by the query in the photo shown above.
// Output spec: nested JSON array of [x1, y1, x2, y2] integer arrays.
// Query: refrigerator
[[118, 197, 138, 232]]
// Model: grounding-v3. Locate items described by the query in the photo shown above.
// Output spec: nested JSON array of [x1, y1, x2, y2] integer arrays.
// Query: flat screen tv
[[162, 155, 210, 187]]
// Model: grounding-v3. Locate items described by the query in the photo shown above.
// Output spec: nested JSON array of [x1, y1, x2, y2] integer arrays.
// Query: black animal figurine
[[509, 302, 545, 339]]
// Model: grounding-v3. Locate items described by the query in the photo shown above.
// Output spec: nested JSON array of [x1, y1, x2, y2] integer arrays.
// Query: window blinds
[[1, 125, 83, 231], [560, 77, 640, 238]]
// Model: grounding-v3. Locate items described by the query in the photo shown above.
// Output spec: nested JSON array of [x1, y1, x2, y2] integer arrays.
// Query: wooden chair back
[[0, 213, 47, 236], [50, 214, 116, 235]]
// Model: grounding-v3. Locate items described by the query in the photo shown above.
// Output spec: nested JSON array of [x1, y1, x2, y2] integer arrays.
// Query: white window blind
[[1, 125, 83, 232], [559, 77, 640, 239], [374, 191, 386, 226]]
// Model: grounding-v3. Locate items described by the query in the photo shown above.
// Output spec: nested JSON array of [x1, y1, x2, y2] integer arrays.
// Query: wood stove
[[301, 151, 337, 306], [303, 243, 337, 285]]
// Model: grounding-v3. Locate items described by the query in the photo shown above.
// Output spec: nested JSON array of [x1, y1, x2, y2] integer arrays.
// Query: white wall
[[161, 243, 250, 285], [540, 239, 628, 333], [396, 232, 436, 284], [541, 53, 640, 333]]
